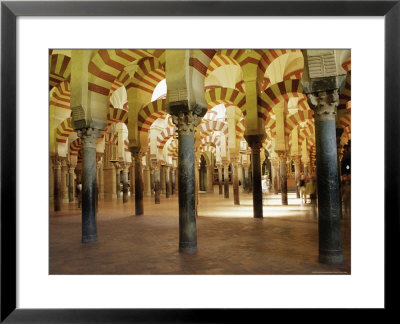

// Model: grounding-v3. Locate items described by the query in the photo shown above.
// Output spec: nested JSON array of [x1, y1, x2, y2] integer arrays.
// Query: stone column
[[171, 167, 176, 195], [165, 165, 170, 198], [160, 164, 166, 194], [271, 159, 280, 195], [293, 155, 301, 199], [152, 160, 161, 204], [61, 161, 68, 203], [217, 163, 223, 195], [53, 156, 62, 211], [115, 163, 121, 199], [172, 111, 202, 253], [150, 166, 155, 196], [223, 161, 229, 199], [245, 135, 265, 218], [68, 165, 75, 203], [308, 89, 343, 265], [278, 152, 288, 205], [132, 151, 144, 215], [78, 128, 101, 243], [207, 164, 214, 193], [336, 128, 344, 220], [243, 163, 250, 193], [195, 158, 200, 216], [98, 159, 104, 200], [231, 155, 240, 205], [121, 163, 130, 204], [130, 163, 135, 198], [143, 165, 151, 196]]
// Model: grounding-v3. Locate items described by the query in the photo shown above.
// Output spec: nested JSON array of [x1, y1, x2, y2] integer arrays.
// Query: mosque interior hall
[[49, 49, 351, 274]]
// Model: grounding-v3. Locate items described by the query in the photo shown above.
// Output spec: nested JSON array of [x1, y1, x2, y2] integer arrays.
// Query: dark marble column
[[244, 164, 250, 193], [152, 160, 161, 204], [79, 128, 101, 243], [308, 89, 343, 265], [272, 160, 279, 195], [160, 165, 166, 194], [122, 163, 129, 204], [115, 163, 121, 199], [53, 157, 62, 211], [171, 167, 176, 195], [294, 156, 301, 199], [278, 153, 288, 205], [336, 128, 344, 220], [68, 166, 75, 203], [150, 167, 155, 196], [217, 163, 223, 195], [223, 161, 229, 199], [165, 165, 170, 198], [133, 151, 144, 215], [172, 111, 202, 254], [231, 156, 240, 205], [244, 135, 265, 218]]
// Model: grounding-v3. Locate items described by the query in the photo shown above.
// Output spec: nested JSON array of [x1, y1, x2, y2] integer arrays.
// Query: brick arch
[[199, 120, 228, 139], [258, 79, 307, 121], [285, 110, 314, 137], [50, 53, 71, 90], [167, 138, 178, 158], [137, 99, 167, 133], [56, 117, 75, 144], [205, 87, 246, 113], [69, 137, 82, 156], [157, 127, 176, 150], [205, 53, 242, 78]]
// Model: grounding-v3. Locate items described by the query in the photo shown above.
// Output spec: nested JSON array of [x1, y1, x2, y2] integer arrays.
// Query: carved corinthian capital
[[307, 89, 339, 121], [172, 111, 202, 136], [78, 127, 101, 149]]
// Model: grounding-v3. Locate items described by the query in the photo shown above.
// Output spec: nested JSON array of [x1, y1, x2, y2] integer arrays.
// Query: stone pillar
[[171, 167, 176, 195], [98, 159, 104, 200], [172, 111, 202, 254], [61, 161, 68, 203], [53, 156, 62, 211], [143, 165, 151, 196], [130, 163, 135, 198], [217, 163, 223, 195], [121, 163, 130, 204], [195, 158, 200, 216], [78, 128, 101, 243], [160, 164, 166, 194], [245, 135, 265, 218], [278, 152, 288, 205], [293, 155, 301, 199], [150, 166, 155, 196], [307, 89, 343, 265], [231, 155, 240, 205], [133, 151, 144, 215], [68, 166, 75, 203], [207, 164, 214, 193], [243, 164, 250, 193], [271, 159, 279, 195], [152, 160, 161, 204], [336, 128, 344, 220], [115, 163, 121, 199], [165, 165, 170, 198], [223, 161, 229, 199]]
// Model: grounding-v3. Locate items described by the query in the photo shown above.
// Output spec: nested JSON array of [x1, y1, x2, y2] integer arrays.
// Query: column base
[[82, 234, 98, 243], [179, 242, 197, 254], [319, 250, 343, 265]]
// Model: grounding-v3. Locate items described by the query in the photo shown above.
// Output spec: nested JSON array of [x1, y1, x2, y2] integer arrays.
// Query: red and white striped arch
[[205, 87, 246, 113], [157, 127, 176, 150], [199, 120, 228, 139], [258, 79, 307, 121], [50, 53, 71, 90], [50, 80, 71, 111], [69, 138, 82, 156], [137, 99, 167, 133], [55, 117, 75, 144], [285, 110, 314, 137], [167, 139, 178, 158]]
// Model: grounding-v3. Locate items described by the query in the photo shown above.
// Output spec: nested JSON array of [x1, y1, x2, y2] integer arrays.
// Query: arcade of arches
[[49, 49, 351, 274]]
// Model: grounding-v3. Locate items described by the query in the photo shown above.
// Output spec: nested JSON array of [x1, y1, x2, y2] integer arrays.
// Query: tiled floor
[[49, 188, 351, 275]]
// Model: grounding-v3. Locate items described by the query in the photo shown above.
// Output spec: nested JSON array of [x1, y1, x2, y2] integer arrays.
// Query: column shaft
[[251, 147, 263, 218], [279, 155, 288, 205], [217, 166, 223, 195], [68, 168, 75, 203], [122, 167, 129, 203], [54, 160, 61, 211], [134, 153, 144, 215], [232, 161, 240, 205], [223, 164, 229, 199]]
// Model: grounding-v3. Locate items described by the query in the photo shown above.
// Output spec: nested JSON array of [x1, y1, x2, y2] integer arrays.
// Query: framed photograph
[[1, 0, 398, 322]]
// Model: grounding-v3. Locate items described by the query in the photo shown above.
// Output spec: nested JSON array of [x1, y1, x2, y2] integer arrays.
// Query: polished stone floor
[[49, 187, 351, 275]]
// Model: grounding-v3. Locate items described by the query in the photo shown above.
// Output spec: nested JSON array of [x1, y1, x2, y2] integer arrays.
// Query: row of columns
[[55, 89, 343, 265]]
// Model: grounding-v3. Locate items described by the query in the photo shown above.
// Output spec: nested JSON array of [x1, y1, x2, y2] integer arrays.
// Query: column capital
[[222, 160, 230, 168], [244, 134, 265, 151], [172, 111, 202, 136], [292, 155, 301, 166], [78, 127, 101, 149], [276, 151, 287, 163], [216, 162, 223, 170], [151, 159, 162, 170], [230, 153, 240, 164], [307, 89, 339, 121]]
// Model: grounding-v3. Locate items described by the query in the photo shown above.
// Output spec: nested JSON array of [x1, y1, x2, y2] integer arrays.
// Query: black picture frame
[[1, 0, 399, 322]]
